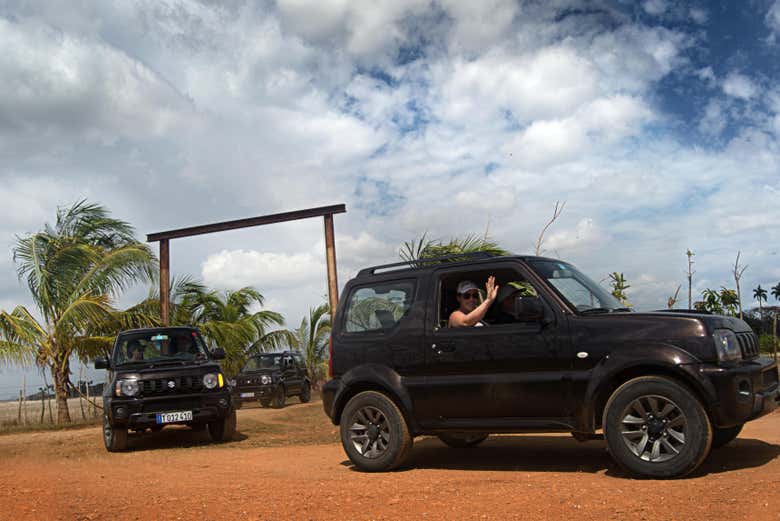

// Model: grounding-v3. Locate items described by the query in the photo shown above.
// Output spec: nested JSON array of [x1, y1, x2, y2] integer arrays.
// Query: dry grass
[[0, 396, 101, 432]]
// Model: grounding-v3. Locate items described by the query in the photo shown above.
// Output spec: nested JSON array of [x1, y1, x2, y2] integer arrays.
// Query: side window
[[293, 354, 304, 370], [344, 280, 416, 333]]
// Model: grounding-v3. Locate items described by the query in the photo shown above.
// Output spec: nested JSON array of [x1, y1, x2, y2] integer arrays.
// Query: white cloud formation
[[643, 0, 668, 16], [767, 0, 780, 41], [722, 72, 758, 100]]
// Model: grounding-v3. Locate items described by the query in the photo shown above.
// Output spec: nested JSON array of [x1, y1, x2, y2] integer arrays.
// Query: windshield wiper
[[580, 307, 613, 314]]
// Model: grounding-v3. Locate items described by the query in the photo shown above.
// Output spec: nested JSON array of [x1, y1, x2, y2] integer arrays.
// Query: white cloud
[[202, 250, 326, 291], [689, 7, 708, 25], [643, 0, 668, 16], [722, 72, 758, 100], [767, 1, 780, 40]]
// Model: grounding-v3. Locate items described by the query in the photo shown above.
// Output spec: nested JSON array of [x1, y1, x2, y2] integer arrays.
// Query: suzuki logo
[[167, 380, 175, 389]]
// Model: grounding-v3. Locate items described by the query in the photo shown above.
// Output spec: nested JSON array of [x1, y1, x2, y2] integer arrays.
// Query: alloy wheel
[[619, 394, 687, 463], [348, 406, 390, 459]]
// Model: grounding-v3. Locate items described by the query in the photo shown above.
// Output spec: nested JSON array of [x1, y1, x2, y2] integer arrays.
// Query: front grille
[[141, 376, 203, 396], [736, 332, 760, 360], [144, 398, 201, 413]]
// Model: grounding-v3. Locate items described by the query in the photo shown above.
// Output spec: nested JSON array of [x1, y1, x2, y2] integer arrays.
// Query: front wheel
[[711, 424, 743, 449], [300, 382, 311, 403], [340, 391, 413, 472], [103, 415, 128, 452], [208, 409, 237, 442], [272, 386, 286, 408], [437, 432, 489, 448], [603, 376, 712, 478]]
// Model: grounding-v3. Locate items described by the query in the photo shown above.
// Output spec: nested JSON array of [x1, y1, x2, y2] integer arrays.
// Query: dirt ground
[[1, 399, 779, 521]]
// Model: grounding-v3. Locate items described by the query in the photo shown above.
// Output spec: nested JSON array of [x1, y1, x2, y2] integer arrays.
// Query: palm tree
[[701, 288, 723, 314], [178, 286, 290, 376], [772, 283, 780, 303], [400, 233, 510, 263], [0, 201, 155, 423], [754, 285, 768, 316], [287, 304, 331, 388]]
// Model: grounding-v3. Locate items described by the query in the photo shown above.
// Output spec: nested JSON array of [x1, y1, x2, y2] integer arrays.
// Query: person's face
[[457, 290, 480, 312]]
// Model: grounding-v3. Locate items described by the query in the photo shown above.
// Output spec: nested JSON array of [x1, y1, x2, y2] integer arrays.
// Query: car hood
[[113, 361, 221, 379]]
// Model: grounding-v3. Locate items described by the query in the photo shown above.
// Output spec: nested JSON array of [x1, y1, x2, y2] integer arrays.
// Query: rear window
[[344, 281, 415, 333]]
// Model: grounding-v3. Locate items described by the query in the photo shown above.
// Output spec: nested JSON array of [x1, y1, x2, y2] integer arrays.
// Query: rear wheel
[[340, 391, 413, 472], [300, 382, 311, 403], [437, 432, 489, 448], [272, 386, 286, 408], [208, 409, 237, 442], [712, 424, 743, 449], [103, 415, 128, 452], [603, 376, 712, 478]]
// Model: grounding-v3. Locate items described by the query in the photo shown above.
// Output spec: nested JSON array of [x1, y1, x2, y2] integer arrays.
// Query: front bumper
[[106, 390, 234, 428], [235, 384, 277, 401], [701, 356, 780, 428]]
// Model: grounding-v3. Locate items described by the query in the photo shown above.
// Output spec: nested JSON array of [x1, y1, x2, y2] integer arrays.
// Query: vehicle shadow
[[126, 426, 248, 452], [344, 435, 780, 478]]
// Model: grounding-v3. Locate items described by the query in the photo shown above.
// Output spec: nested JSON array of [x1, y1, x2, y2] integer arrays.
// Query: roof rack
[[357, 252, 502, 277]]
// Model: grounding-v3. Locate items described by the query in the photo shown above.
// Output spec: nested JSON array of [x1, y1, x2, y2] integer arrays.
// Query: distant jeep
[[234, 351, 311, 408], [95, 327, 237, 451]]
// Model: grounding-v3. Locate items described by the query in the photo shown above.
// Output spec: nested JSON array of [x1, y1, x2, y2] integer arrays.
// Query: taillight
[[328, 334, 334, 378]]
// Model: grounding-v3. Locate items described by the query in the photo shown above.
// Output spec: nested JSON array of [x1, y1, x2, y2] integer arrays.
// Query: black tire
[[437, 432, 489, 448], [208, 409, 237, 442], [300, 382, 311, 403], [340, 391, 413, 472], [272, 385, 286, 408], [103, 415, 128, 452], [603, 376, 712, 479], [711, 424, 743, 449]]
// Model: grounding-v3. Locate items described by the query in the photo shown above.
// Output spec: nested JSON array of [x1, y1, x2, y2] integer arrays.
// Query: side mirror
[[211, 348, 226, 360], [94, 358, 109, 370]]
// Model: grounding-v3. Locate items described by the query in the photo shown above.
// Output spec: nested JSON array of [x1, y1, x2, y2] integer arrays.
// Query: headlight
[[261, 375, 272, 385], [713, 329, 741, 362], [203, 373, 222, 389], [116, 379, 139, 397]]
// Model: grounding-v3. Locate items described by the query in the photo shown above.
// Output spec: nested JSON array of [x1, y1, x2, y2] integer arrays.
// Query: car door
[[416, 261, 571, 425], [283, 356, 300, 394]]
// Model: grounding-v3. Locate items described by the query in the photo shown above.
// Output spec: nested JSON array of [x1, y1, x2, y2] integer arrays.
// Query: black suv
[[95, 327, 237, 451], [234, 351, 311, 408], [323, 253, 780, 478]]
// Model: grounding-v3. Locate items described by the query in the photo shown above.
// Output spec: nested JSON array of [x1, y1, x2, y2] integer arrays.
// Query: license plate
[[240, 392, 255, 398], [155, 410, 193, 424]]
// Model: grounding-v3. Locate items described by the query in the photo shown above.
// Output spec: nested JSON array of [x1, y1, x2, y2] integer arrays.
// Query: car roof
[[117, 326, 201, 336], [354, 253, 561, 280]]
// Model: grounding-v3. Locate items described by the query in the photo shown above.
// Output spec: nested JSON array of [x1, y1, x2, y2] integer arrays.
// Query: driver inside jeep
[[448, 276, 499, 327]]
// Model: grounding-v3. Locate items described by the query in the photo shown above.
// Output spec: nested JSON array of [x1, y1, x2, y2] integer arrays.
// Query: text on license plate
[[156, 410, 193, 424]]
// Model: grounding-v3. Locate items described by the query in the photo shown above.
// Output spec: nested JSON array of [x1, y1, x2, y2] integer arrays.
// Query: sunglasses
[[460, 292, 480, 300]]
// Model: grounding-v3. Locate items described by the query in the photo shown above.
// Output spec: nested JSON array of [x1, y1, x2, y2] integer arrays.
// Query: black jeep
[[322, 253, 780, 478], [95, 327, 237, 451], [234, 351, 311, 408]]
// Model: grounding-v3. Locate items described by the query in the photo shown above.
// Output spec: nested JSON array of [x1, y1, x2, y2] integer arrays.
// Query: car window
[[344, 280, 415, 333]]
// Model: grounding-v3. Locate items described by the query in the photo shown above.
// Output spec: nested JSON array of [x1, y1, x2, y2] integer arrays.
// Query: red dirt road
[[2, 404, 779, 521]]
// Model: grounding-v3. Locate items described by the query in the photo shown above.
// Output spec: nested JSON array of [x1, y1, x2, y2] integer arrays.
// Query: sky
[[1, 0, 780, 397]]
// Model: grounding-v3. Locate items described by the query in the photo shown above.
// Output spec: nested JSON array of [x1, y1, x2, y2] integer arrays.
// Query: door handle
[[431, 342, 455, 354]]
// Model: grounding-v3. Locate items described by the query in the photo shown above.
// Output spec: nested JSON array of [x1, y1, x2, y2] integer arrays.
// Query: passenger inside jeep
[[440, 268, 540, 327]]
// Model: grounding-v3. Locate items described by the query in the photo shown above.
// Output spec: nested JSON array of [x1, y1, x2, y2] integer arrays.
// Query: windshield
[[114, 330, 209, 366], [528, 260, 625, 312], [243, 355, 282, 372]]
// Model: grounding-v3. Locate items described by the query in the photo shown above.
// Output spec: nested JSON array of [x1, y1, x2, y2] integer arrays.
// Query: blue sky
[[1, 0, 780, 397]]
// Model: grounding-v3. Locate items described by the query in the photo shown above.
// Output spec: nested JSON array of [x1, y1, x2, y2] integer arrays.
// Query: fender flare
[[331, 364, 416, 429], [576, 343, 718, 432]]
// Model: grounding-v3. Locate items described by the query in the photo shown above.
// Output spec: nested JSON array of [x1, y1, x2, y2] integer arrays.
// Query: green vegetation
[[286, 304, 331, 388]]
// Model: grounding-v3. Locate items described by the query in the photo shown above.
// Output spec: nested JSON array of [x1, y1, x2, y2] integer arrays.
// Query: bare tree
[[732, 251, 748, 320], [667, 285, 681, 309], [534, 201, 566, 256], [686, 250, 695, 309]]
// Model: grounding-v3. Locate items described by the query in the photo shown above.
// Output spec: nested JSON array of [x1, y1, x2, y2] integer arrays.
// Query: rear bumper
[[701, 357, 780, 428], [322, 378, 340, 424], [106, 390, 234, 428]]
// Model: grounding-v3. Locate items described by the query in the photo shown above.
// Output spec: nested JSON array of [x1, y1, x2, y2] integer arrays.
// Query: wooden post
[[40, 387, 45, 423], [773, 313, 777, 362], [323, 214, 339, 322], [160, 238, 170, 326]]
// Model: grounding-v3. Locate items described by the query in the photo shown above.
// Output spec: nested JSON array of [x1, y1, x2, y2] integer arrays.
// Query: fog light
[[115, 406, 128, 419], [738, 380, 751, 398], [218, 398, 228, 408]]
